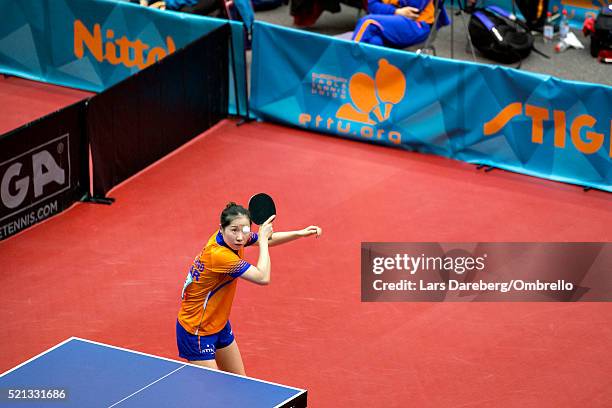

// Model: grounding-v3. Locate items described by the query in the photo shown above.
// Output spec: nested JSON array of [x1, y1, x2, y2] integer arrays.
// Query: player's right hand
[[395, 6, 420, 19], [259, 215, 275, 241]]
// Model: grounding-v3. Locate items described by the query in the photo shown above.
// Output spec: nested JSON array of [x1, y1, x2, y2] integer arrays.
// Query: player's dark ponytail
[[220, 202, 251, 228]]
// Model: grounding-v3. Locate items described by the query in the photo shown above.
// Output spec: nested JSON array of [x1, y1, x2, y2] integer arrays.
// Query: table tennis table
[[0, 337, 307, 407]]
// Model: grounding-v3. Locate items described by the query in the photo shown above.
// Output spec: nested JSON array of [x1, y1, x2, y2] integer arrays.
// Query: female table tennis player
[[176, 202, 322, 375]]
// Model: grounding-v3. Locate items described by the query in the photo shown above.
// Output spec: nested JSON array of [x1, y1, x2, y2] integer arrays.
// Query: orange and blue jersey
[[367, 0, 436, 24], [178, 230, 258, 336]]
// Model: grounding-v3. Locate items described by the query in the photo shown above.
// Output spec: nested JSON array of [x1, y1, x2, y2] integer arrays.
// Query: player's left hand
[[299, 226, 322, 238]]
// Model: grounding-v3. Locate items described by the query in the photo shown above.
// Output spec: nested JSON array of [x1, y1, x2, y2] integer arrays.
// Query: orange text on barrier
[[484, 103, 611, 157], [74, 20, 176, 70]]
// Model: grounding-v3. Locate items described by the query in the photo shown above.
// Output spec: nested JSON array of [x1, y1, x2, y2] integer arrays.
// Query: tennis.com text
[[298, 114, 402, 145], [0, 200, 59, 239], [371, 254, 487, 275], [74, 20, 176, 69], [484, 102, 612, 157]]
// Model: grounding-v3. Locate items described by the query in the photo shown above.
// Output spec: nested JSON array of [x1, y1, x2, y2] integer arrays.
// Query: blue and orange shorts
[[176, 320, 235, 361]]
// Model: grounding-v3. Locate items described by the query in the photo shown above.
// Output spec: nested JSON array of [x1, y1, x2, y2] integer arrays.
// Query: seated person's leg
[[353, 15, 431, 48], [352, 16, 385, 46]]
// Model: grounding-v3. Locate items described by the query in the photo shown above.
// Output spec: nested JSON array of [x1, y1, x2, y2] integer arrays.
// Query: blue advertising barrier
[[251, 21, 611, 192], [0, 0, 247, 116]]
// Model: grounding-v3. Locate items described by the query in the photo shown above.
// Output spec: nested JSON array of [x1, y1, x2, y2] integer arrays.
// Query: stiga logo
[[74, 20, 176, 69], [484, 103, 612, 157], [299, 59, 405, 145], [0, 135, 70, 222]]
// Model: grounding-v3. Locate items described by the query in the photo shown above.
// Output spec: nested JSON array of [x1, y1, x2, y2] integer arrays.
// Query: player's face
[[221, 215, 251, 250]]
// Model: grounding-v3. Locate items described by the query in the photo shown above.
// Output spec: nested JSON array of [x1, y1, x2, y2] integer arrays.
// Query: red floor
[[1, 119, 611, 407], [0, 76, 92, 135]]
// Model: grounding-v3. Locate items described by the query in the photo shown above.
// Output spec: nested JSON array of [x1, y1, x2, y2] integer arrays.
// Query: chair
[[413, 0, 449, 56]]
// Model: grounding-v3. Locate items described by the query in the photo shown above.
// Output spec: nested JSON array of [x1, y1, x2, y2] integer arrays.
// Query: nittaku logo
[[1, 135, 70, 221], [200, 345, 215, 354], [74, 20, 176, 69], [299, 59, 405, 145], [484, 102, 611, 157]]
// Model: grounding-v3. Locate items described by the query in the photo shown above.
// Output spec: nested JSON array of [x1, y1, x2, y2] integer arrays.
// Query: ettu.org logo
[[299, 59, 404, 145]]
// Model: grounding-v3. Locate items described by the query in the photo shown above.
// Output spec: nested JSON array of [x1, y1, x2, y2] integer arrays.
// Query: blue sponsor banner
[[251, 21, 612, 192], [0, 0, 247, 116]]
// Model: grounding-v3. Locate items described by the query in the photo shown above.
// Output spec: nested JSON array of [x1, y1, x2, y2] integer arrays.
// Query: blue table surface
[[0, 338, 305, 408]]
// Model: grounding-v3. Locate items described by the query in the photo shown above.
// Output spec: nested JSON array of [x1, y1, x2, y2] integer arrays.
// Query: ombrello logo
[[484, 102, 612, 157], [74, 20, 176, 69], [299, 59, 404, 145]]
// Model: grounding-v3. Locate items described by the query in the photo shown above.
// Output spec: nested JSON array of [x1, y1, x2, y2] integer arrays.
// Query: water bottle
[[554, 39, 570, 53], [559, 9, 570, 40], [543, 12, 554, 43]]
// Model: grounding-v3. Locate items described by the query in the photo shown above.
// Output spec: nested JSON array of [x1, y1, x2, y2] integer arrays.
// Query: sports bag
[[469, 6, 534, 65]]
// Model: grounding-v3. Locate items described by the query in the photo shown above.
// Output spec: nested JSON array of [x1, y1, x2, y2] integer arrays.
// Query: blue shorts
[[176, 320, 235, 361]]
